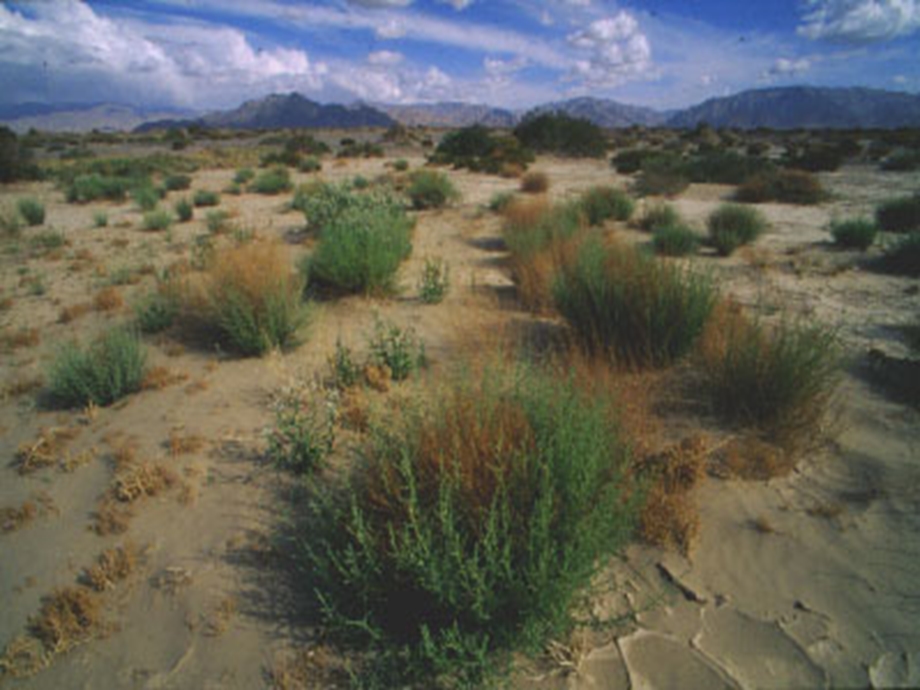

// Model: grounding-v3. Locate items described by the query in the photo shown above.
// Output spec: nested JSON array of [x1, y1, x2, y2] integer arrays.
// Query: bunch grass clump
[[652, 224, 699, 256], [132, 185, 161, 212], [17, 198, 45, 226], [193, 189, 220, 207], [882, 232, 920, 276], [637, 202, 680, 232], [875, 194, 920, 234], [707, 204, 767, 256], [553, 238, 716, 367], [830, 218, 877, 250], [174, 197, 193, 222], [407, 170, 459, 210], [142, 209, 172, 232], [578, 186, 634, 225], [303, 363, 637, 685], [47, 327, 147, 408], [250, 166, 292, 195]]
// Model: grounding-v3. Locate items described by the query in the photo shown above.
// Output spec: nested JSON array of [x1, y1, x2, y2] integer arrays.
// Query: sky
[[0, 0, 918, 113]]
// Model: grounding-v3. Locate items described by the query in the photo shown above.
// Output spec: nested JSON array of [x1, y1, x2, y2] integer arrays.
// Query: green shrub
[[29, 229, 66, 251], [234, 167, 255, 185], [579, 186, 634, 225], [298, 156, 322, 173], [163, 173, 191, 191], [553, 238, 716, 367], [352, 175, 369, 190], [736, 169, 825, 205], [699, 308, 841, 440], [92, 211, 108, 228], [637, 202, 680, 232], [784, 144, 845, 173], [367, 318, 427, 381], [1, 207, 22, 237], [303, 364, 636, 685], [514, 112, 607, 158], [393, 158, 410, 172], [830, 218, 877, 250], [488, 191, 516, 213], [134, 290, 178, 333], [707, 204, 767, 256], [652, 224, 699, 256], [431, 125, 534, 174], [882, 232, 920, 276], [193, 189, 220, 207], [250, 166, 292, 195], [266, 386, 335, 474], [634, 154, 690, 197], [328, 339, 361, 389], [407, 170, 459, 210], [142, 209, 172, 232], [876, 195, 920, 233], [612, 148, 657, 174], [206, 209, 231, 234], [0, 126, 42, 183], [880, 150, 920, 172], [684, 151, 773, 184], [17, 197, 45, 226], [418, 256, 450, 304], [174, 197, 193, 222], [224, 182, 242, 196], [65, 174, 131, 203], [47, 327, 146, 408], [132, 185, 161, 211]]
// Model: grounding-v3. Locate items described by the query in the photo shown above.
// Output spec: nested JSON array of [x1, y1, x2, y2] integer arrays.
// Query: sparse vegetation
[[367, 317, 427, 381], [134, 290, 178, 333], [830, 218, 878, 250], [17, 198, 45, 226], [652, 224, 700, 256], [266, 385, 335, 474], [875, 194, 920, 233], [418, 256, 450, 304], [578, 186, 634, 225], [142, 209, 173, 232], [707, 204, 767, 256], [193, 189, 220, 207], [407, 170, 459, 210], [250, 166, 292, 195]]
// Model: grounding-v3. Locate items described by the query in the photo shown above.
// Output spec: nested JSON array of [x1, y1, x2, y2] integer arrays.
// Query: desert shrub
[[707, 204, 767, 256], [0, 126, 42, 183], [431, 125, 534, 174], [684, 151, 773, 184], [47, 327, 146, 408], [352, 175, 369, 190], [578, 186, 634, 225], [652, 224, 699, 256], [206, 210, 231, 234], [174, 197, 193, 222], [367, 318, 427, 381], [407, 170, 459, 210], [233, 167, 255, 185], [303, 363, 637, 685], [337, 141, 384, 159], [17, 198, 45, 226], [553, 238, 716, 367], [193, 189, 220, 207], [880, 150, 920, 172], [784, 144, 845, 172], [698, 304, 841, 442], [134, 290, 178, 333], [0, 207, 22, 237], [637, 202, 680, 232], [875, 195, 920, 233], [417, 256, 450, 304], [488, 191, 516, 213], [882, 232, 920, 276], [514, 112, 607, 158], [266, 386, 335, 475], [520, 171, 549, 194], [132, 185, 161, 211], [142, 209, 172, 232], [736, 169, 825, 205], [29, 229, 66, 251], [393, 158, 410, 172], [612, 148, 657, 174], [163, 174, 191, 191], [65, 174, 131, 203], [634, 154, 690, 197], [830, 218, 877, 250], [195, 242, 308, 356], [250, 166, 292, 195], [295, 181, 403, 231], [298, 156, 322, 173]]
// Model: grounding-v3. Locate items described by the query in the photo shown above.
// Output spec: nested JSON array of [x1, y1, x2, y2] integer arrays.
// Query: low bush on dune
[[697, 302, 842, 446], [249, 166, 292, 195], [193, 189, 220, 208], [830, 218, 877, 250], [578, 185, 634, 225], [684, 150, 774, 185], [191, 242, 309, 356], [735, 169, 825, 205], [407, 170, 459, 210], [132, 185, 161, 212], [163, 173, 191, 192], [652, 224, 700, 256], [554, 237, 716, 367], [707, 204, 767, 256], [47, 327, 147, 408], [142, 209, 173, 232], [513, 112, 608, 158], [302, 363, 638, 686], [875, 194, 920, 234], [634, 154, 690, 197]]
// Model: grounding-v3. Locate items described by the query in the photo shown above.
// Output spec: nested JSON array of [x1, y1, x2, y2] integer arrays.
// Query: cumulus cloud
[[347, 0, 413, 8], [439, 0, 475, 9], [367, 50, 404, 65], [798, 0, 920, 43], [765, 57, 812, 77], [375, 18, 407, 38], [566, 12, 652, 87]]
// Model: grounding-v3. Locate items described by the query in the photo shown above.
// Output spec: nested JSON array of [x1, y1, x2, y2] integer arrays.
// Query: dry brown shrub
[[113, 462, 178, 503], [140, 366, 188, 390], [58, 302, 92, 323], [30, 587, 102, 655], [0, 296, 14, 311], [712, 435, 793, 480], [91, 501, 132, 536], [0, 635, 47, 678], [1, 501, 37, 534], [92, 286, 123, 312], [501, 195, 552, 228], [339, 388, 370, 432], [364, 363, 391, 393], [520, 171, 549, 194], [167, 430, 206, 457], [82, 543, 137, 592], [15, 427, 81, 475], [499, 162, 525, 178], [3, 375, 43, 398], [203, 596, 238, 637], [510, 232, 585, 314], [1, 328, 40, 351]]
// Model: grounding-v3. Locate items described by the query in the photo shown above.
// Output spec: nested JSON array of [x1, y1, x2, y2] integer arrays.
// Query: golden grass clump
[[15, 427, 81, 475], [520, 170, 550, 194], [1, 501, 37, 534], [58, 302, 93, 323], [140, 365, 189, 391], [82, 543, 137, 592], [112, 462, 178, 503], [92, 286, 124, 312], [30, 587, 102, 655], [167, 430, 206, 457]]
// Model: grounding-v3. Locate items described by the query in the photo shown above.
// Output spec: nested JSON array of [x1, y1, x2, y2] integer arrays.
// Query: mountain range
[[2, 87, 919, 133]]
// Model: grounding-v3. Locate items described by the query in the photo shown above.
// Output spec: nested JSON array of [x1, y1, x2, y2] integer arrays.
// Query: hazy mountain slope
[[525, 97, 667, 127], [377, 102, 518, 128]]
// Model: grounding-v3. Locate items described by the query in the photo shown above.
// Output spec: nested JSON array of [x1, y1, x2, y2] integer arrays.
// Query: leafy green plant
[[250, 166, 292, 195], [142, 209, 173, 232], [830, 218, 877, 250], [163, 174, 191, 191], [553, 237, 716, 367], [328, 339, 361, 389], [133, 290, 178, 333], [418, 256, 450, 304], [514, 112, 608, 158], [47, 327, 147, 408], [174, 197, 193, 222], [193, 189, 220, 207], [652, 224, 699, 256], [266, 386, 335, 474], [303, 363, 637, 685], [367, 317, 426, 381], [637, 202, 680, 232], [707, 204, 767, 256], [578, 186, 634, 225], [407, 170, 459, 210], [132, 185, 161, 211], [233, 167, 255, 185], [17, 197, 45, 226], [92, 211, 108, 228], [876, 194, 920, 233]]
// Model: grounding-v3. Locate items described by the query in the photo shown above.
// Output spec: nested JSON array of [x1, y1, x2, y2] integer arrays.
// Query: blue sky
[[0, 0, 918, 112]]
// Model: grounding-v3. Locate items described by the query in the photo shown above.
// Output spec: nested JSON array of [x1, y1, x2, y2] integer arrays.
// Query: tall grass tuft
[[830, 218, 877, 250], [652, 224, 699, 256], [578, 186, 634, 225], [637, 202, 680, 232], [47, 327, 146, 408], [250, 166, 292, 195], [553, 238, 716, 367], [302, 363, 637, 685], [707, 203, 767, 256], [875, 194, 920, 234], [407, 170, 460, 210], [17, 197, 45, 226]]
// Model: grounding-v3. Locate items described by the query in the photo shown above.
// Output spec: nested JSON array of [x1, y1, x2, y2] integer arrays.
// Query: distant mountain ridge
[[4, 86, 920, 133]]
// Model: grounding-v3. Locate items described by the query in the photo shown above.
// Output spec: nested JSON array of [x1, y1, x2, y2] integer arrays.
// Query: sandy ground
[[1, 147, 918, 689]]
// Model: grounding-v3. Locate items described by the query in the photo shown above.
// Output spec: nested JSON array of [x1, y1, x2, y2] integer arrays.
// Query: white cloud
[[438, 0, 475, 9], [347, 0, 413, 8], [375, 18, 407, 38], [368, 50, 404, 65], [566, 12, 652, 87], [798, 0, 920, 43], [765, 57, 812, 77]]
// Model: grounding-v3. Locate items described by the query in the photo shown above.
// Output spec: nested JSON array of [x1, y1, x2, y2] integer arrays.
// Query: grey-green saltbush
[[17, 197, 45, 226]]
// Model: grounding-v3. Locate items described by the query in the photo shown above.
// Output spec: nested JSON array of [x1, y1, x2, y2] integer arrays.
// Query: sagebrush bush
[[637, 202, 680, 232], [736, 169, 825, 205], [407, 170, 459, 210], [830, 218, 877, 250], [698, 303, 841, 444], [634, 154, 690, 197], [250, 166, 292, 195], [652, 224, 699, 256], [303, 363, 637, 685], [134, 290, 178, 333], [520, 171, 549, 194], [142, 209, 172, 232], [193, 189, 220, 207], [554, 238, 716, 367], [196, 242, 309, 356], [17, 197, 45, 226], [163, 174, 191, 191], [514, 113, 608, 158], [578, 186, 634, 225], [65, 174, 131, 203], [882, 232, 920, 276], [132, 185, 161, 211], [47, 327, 147, 408], [174, 197, 192, 222], [876, 195, 920, 233], [707, 204, 767, 256]]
